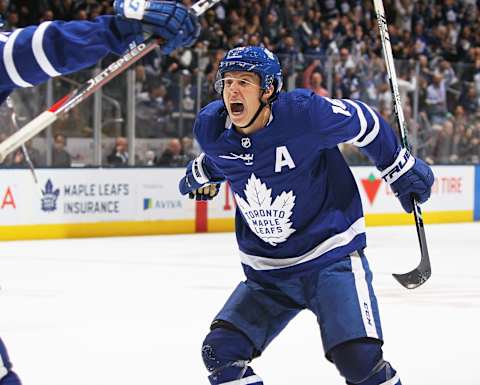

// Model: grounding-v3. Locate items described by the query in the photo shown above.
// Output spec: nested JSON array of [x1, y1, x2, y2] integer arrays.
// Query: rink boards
[[0, 165, 478, 240]]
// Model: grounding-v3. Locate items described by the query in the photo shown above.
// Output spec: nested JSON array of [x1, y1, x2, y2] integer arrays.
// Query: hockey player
[[179, 46, 434, 385], [0, 1, 199, 384]]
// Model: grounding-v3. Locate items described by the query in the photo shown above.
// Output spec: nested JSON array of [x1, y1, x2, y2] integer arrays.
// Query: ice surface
[[0, 222, 478, 385]]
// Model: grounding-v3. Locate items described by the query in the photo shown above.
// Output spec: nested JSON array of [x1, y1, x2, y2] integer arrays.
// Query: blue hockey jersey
[[0, 15, 142, 104], [194, 89, 401, 282]]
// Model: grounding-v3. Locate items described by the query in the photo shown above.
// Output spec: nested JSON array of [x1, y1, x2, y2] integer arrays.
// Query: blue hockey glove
[[381, 148, 434, 213], [114, 0, 200, 54], [179, 153, 223, 200]]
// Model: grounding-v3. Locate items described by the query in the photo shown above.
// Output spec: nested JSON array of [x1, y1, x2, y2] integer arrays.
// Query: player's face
[[222, 71, 263, 126]]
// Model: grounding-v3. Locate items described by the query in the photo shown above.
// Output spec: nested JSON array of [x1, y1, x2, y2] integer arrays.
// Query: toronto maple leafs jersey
[[0, 16, 142, 104], [194, 89, 401, 282]]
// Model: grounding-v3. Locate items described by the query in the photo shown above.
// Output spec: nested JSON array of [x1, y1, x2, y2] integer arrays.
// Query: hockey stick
[[373, 0, 431, 289], [5, 97, 39, 183], [0, 0, 222, 163]]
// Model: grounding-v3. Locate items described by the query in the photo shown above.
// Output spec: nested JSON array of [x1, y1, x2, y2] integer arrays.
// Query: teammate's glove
[[114, 0, 200, 54], [381, 148, 434, 213], [179, 153, 224, 200]]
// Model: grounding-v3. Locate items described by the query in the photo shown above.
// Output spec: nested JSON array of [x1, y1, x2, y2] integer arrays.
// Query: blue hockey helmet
[[214, 46, 283, 101]]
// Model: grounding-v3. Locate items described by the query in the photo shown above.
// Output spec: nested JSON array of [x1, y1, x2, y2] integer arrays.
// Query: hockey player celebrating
[[179, 46, 434, 385], [0, 1, 199, 384]]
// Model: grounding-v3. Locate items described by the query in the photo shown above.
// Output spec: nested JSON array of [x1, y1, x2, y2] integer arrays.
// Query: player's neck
[[234, 105, 271, 135]]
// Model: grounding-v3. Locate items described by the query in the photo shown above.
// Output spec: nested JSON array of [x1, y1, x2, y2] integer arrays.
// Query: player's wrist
[[112, 16, 144, 46], [380, 148, 415, 185], [191, 153, 210, 185]]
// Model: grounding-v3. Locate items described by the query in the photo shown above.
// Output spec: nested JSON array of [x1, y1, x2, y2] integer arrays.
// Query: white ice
[[0, 222, 478, 385]]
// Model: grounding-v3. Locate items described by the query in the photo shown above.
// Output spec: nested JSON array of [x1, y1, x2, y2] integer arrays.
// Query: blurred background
[[0, 0, 478, 169]]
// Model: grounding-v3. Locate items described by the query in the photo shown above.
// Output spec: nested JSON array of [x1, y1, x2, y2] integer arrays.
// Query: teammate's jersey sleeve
[[306, 91, 401, 169], [0, 15, 142, 92]]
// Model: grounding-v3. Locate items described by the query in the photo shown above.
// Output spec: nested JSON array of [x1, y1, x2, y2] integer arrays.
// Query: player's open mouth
[[230, 102, 244, 115]]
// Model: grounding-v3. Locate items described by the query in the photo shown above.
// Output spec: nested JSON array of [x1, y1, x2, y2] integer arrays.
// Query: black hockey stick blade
[[392, 198, 431, 289]]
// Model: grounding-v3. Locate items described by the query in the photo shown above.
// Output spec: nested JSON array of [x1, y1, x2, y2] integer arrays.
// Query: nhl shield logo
[[241, 138, 251, 148]]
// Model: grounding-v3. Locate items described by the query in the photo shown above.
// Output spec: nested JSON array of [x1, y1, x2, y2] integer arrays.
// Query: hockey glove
[[381, 148, 434, 213], [114, 0, 200, 54], [188, 184, 221, 201], [179, 153, 224, 200]]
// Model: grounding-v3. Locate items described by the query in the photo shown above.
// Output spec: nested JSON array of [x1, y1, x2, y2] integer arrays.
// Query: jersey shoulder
[[272, 89, 326, 131], [275, 88, 332, 116], [275, 88, 315, 111], [194, 100, 228, 148]]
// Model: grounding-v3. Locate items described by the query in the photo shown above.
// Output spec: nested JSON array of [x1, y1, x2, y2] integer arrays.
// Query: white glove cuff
[[123, 0, 146, 20], [192, 153, 210, 185], [381, 148, 415, 184]]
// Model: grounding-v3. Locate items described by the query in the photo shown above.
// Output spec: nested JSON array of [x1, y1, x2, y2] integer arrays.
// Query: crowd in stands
[[1, 0, 479, 166]]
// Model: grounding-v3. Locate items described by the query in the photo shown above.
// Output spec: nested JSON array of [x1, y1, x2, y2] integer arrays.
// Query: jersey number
[[325, 97, 351, 117]]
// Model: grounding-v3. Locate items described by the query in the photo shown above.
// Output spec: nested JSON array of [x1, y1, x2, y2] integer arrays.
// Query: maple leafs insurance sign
[[235, 174, 296, 246]]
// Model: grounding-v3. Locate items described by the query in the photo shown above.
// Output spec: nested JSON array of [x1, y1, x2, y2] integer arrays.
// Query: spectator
[[425, 72, 448, 124], [459, 84, 480, 114], [474, 58, 480, 96], [395, 0, 414, 32], [397, 69, 416, 111], [303, 59, 329, 96], [334, 47, 355, 78], [170, 70, 198, 136], [107, 137, 129, 167], [9, 141, 42, 168], [52, 134, 72, 167], [432, 120, 455, 163], [262, 11, 282, 46], [143, 150, 157, 166], [180, 136, 198, 163], [377, 81, 393, 116], [156, 138, 185, 167], [136, 81, 173, 138]]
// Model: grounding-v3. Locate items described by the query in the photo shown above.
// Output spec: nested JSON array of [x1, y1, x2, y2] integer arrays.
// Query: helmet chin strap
[[233, 90, 269, 130]]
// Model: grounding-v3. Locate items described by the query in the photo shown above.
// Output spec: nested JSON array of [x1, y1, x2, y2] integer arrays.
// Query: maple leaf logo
[[41, 179, 60, 212], [361, 173, 382, 204], [235, 174, 296, 246]]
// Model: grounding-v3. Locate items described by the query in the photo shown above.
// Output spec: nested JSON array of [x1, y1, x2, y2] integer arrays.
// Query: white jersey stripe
[[350, 254, 379, 339], [354, 101, 380, 147], [220, 374, 263, 385], [239, 217, 365, 270], [0, 33, 8, 42], [344, 100, 367, 144], [380, 373, 401, 385], [32, 21, 61, 77], [4, 28, 33, 87]]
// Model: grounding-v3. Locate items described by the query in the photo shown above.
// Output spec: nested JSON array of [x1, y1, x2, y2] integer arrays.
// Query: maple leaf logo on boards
[[41, 179, 60, 212], [234, 174, 296, 246], [361, 173, 382, 204]]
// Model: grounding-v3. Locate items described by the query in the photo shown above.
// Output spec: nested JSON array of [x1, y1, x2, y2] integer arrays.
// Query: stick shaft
[[373, 0, 409, 147]]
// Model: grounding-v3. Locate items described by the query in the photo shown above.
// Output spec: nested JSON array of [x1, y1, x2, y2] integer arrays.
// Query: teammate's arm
[[0, 0, 199, 92], [310, 94, 434, 213]]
